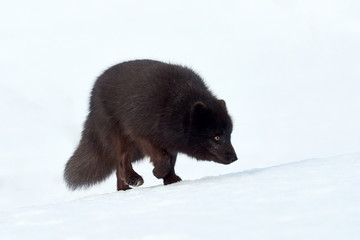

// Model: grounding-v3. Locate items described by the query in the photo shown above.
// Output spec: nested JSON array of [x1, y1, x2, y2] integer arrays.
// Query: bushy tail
[[64, 119, 115, 190]]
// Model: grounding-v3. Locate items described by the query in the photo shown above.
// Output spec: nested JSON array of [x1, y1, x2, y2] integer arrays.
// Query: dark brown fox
[[64, 60, 237, 190]]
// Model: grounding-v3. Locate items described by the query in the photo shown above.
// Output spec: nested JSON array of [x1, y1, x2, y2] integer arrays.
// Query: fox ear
[[190, 101, 209, 124], [191, 101, 208, 115], [219, 99, 226, 107]]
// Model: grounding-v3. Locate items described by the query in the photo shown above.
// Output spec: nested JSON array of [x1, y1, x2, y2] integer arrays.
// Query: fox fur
[[64, 60, 237, 190]]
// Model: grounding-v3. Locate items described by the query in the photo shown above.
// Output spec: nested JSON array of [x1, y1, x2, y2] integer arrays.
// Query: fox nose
[[230, 156, 238, 163], [225, 143, 237, 163]]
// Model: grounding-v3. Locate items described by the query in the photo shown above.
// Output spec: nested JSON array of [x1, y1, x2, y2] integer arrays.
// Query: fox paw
[[117, 184, 131, 191], [164, 174, 182, 185], [152, 155, 172, 179], [127, 175, 144, 187], [153, 165, 171, 179]]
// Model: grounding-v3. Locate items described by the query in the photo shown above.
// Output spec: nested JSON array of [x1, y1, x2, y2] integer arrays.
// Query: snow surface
[[1, 153, 359, 240], [1, 0, 360, 239]]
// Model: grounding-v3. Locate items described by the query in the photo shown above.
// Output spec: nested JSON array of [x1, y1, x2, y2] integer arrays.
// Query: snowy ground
[[1, 153, 359, 240], [1, 0, 360, 239]]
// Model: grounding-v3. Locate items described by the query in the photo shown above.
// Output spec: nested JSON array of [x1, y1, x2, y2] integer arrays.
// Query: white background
[[0, 1, 359, 238]]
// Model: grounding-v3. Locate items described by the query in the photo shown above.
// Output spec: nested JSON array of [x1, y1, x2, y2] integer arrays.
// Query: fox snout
[[211, 142, 237, 165], [224, 149, 238, 164], [224, 142, 237, 164], [228, 153, 238, 163]]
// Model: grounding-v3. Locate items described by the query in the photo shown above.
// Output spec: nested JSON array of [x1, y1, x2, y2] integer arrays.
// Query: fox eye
[[214, 136, 220, 141]]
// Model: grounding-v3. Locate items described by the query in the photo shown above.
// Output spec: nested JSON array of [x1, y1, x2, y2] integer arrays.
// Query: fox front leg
[[151, 150, 181, 185], [162, 152, 182, 185]]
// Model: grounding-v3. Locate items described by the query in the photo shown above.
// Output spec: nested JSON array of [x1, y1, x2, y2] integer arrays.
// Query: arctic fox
[[64, 60, 237, 190]]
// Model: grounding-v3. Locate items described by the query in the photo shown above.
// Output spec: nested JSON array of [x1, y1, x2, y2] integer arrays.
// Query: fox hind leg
[[116, 151, 144, 190], [116, 172, 131, 191], [114, 137, 144, 190]]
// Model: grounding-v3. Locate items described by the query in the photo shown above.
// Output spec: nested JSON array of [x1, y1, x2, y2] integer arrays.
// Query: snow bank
[[1, 153, 359, 240]]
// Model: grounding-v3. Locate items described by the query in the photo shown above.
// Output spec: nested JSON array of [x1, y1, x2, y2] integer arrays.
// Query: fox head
[[186, 99, 237, 165]]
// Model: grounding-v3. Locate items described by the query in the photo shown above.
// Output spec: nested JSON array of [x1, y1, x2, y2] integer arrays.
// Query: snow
[[1, 0, 360, 239], [1, 153, 359, 240]]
